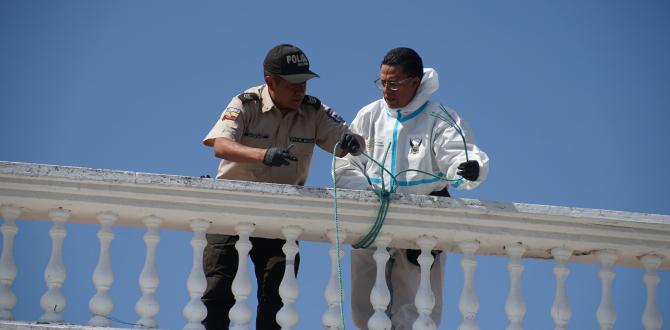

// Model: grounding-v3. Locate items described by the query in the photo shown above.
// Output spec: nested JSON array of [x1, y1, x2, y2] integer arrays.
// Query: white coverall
[[335, 68, 489, 329]]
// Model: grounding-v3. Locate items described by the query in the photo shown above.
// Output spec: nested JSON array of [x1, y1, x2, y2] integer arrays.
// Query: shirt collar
[[260, 85, 276, 113], [260, 84, 306, 116]]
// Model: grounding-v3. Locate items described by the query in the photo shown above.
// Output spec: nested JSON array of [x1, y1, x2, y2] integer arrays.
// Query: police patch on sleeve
[[222, 107, 242, 122], [325, 108, 345, 124]]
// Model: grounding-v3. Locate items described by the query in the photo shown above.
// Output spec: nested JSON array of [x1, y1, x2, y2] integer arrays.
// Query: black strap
[[429, 187, 451, 197], [238, 92, 259, 103], [302, 95, 321, 108]]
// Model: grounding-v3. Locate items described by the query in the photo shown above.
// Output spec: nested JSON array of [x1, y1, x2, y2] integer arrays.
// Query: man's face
[[379, 64, 420, 109], [265, 75, 307, 110]]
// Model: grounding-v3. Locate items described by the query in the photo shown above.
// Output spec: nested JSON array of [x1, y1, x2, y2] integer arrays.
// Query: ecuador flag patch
[[222, 108, 241, 122]]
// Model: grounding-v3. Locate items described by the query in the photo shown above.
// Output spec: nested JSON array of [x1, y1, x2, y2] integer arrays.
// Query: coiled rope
[[328, 103, 470, 328]]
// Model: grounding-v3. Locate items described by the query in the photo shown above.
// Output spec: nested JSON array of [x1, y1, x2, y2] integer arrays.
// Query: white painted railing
[[0, 161, 668, 329]]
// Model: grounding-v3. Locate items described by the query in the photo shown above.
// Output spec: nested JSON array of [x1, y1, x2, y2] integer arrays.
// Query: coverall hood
[[384, 68, 439, 116]]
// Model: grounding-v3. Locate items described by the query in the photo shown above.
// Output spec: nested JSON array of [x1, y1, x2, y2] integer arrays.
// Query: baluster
[[39, 208, 70, 322], [276, 226, 302, 330], [641, 255, 663, 330], [596, 250, 617, 330], [88, 212, 118, 326], [367, 233, 392, 330], [322, 229, 347, 329], [229, 222, 254, 330], [412, 235, 437, 330], [135, 215, 163, 328], [183, 219, 210, 330], [458, 240, 480, 330], [0, 205, 21, 320], [504, 243, 526, 330], [550, 247, 573, 330]]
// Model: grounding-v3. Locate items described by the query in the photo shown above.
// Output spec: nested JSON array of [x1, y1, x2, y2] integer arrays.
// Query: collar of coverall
[[384, 67, 439, 118]]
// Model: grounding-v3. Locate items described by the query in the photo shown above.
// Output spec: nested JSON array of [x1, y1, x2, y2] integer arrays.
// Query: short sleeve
[[203, 97, 248, 147], [314, 103, 350, 153]]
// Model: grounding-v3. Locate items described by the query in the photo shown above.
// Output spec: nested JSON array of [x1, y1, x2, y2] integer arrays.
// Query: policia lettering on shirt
[[201, 44, 363, 330]]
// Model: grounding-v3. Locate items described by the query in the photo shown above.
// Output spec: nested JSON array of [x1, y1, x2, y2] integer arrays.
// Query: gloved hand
[[457, 160, 479, 181], [263, 147, 297, 167], [339, 133, 361, 154]]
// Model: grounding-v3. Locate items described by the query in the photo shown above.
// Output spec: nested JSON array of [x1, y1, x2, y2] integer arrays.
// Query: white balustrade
[[641, 255, 663, 330], [550, 247, 573, 330], [1, 162, 670, 329], [135, 215, 163, 328], [412, 235, 438, 330], [596, 250, 618, 330], [88, 212, 118, 327], [458, 240, 480, 330], [0, 205, 20, 320], [367, 233, 392, 330], [229, 222, 254, 330], [39, 208, 70, 323], [504, 243, 527, 330], [276, 225, 302, 330], [322, 229, 347, 329], [182, 219, 210, 330]]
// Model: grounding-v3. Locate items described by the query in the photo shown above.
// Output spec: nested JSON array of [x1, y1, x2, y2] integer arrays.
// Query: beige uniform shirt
[[203, 84, 350, 186]]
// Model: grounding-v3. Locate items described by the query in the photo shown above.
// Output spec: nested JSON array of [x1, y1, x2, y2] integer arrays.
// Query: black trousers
[[201, 234, 300, 330]]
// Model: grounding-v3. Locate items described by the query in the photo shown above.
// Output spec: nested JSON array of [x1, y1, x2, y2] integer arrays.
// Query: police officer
[[201, 44, 363, 329]]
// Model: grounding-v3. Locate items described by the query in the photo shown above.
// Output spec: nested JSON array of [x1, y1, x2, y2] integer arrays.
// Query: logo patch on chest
[[409, 138, 423, 154]]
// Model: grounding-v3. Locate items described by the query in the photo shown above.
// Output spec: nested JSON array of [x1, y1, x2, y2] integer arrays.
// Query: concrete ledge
[[1, 161, 670, 268], [0, 320, 143, 330]]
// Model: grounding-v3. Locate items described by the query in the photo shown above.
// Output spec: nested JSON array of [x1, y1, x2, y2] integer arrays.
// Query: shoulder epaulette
[[238, 92, 260, 103], [302, 95, 322, 109]]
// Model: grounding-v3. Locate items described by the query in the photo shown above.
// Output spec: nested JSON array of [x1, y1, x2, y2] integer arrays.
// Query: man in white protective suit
[[335, 47, 489, 329]]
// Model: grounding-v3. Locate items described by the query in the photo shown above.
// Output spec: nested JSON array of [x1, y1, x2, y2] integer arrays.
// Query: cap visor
[[279, 72, 319, 84]]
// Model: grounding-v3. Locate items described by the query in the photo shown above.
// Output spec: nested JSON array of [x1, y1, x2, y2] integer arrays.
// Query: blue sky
[[1, 1, 669, 329]]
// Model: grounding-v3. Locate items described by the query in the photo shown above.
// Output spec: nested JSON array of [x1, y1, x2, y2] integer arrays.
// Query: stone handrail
[[0, 161, 668, 329], [1, 161, 668, 268]]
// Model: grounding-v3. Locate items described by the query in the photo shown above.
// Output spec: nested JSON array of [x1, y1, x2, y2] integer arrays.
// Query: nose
[[290, 82, 306, 92], [383, 85, 395, 98]]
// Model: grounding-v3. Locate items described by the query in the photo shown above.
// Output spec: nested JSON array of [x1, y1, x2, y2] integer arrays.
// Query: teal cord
[[431, 104, 469, 161], [328, 108, 472, 326], [331, 142, 346, 329]]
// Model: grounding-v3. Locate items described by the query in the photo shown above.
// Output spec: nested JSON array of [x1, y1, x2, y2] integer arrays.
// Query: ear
[[264, 75, 273, 87], [412, 76, 421, 88]]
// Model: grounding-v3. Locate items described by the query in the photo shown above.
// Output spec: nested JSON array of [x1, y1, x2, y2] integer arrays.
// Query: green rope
[[334, 104, 471, 249], [431, 104, 469, 161], [328, 107, 472, 327], [330, 142, 346, 329]]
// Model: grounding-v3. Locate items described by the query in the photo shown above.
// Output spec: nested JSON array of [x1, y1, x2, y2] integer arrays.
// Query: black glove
[[263, 147, 297, 167], [339, 133, 361, 154], [457, 160, 479, 181]]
